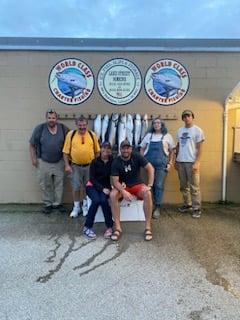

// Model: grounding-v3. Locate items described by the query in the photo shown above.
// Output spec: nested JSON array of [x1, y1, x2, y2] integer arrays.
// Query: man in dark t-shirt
[[29, 109, 69, 214], [110, 139, 154, 241]]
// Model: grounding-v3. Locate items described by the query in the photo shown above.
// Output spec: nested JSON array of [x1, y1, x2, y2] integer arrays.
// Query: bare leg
[[143, 191, 153, 231], [138, 188, 153, 231], [109, 188, 122, 232]]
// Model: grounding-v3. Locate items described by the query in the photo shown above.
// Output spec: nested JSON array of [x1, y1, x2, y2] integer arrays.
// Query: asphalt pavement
[[0, 203, 239, 320]]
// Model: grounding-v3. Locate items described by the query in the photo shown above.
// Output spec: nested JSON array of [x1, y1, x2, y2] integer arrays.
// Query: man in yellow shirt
[[63, 115, 100, 217]]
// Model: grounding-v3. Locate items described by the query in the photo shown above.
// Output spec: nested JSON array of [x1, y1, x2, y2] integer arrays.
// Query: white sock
[[74, 201, 80, 209]]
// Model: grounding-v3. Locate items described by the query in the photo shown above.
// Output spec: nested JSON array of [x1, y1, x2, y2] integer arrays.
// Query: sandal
[[111, 229, 122, 241], [144, 229, 153, 241], [104, 228, 113, 239]]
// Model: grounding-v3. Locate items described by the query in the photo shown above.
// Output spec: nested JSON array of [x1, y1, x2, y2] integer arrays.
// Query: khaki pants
[[177, 162, 201, 210], [36, 159, 65, 207]]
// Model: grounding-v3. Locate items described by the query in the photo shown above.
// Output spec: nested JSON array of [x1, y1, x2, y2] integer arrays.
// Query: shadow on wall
[[226, 158, 240, 202]]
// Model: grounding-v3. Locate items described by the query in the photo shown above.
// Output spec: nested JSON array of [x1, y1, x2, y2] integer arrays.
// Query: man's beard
[[121, 153, 130, 160], [48, 122, 56, 128]]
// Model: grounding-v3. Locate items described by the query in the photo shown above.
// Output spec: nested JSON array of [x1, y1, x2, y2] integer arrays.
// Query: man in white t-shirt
[[175, 109, 205, 218]]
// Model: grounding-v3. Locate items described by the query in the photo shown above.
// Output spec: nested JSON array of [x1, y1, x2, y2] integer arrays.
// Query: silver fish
[[107, 113, 119, 147], [134, 113, 141, 147], [101, 114, 109, 143], [126, 114, 134, 146], [93, 114, 102, 141], [118, 113, 127, 151], [140, 114, 148, 141], [56, 71, 87, 97], [151, 72, 182, 97]]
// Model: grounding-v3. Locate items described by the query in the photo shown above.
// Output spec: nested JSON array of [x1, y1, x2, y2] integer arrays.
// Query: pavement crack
[[74, 241, 129, 276], [44, 236, 61, 262], [36, 237, 128, 283], [36, 235, 77, 283]]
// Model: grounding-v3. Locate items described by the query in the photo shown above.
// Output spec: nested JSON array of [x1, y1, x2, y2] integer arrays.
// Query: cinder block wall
[[0, 49, 239, 204]]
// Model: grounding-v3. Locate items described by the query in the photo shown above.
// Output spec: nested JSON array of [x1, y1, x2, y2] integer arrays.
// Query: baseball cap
[[101, 141, 112, 148], [181, 109, 194, 119], [120, 139, 132, 148]]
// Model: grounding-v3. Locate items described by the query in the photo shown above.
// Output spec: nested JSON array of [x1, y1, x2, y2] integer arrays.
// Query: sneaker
[[69, 207, 80, 218], [55, 204, 67, 213], [178, 205, 192, 213], [44, 205, 52, 214], [83, 227, 96, 239], [192, 210, 201, 218], [152, 208, 160, 219], [104, 228, 113, 239]]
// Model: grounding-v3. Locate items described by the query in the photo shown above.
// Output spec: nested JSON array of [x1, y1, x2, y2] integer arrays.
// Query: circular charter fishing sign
[[48, 58, 94, 105], [144, 59, 190, 106], [97, 58, 142, 105]]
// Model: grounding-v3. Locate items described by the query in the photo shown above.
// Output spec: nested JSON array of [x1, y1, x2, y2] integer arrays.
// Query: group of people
[[29, 109, 205, 241]]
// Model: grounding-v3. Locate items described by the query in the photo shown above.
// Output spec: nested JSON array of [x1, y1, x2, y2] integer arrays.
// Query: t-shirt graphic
[[124, 163, 132, 173], [180, 132, 190, 147]]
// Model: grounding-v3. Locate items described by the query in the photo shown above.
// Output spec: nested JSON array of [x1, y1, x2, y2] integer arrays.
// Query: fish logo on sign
[[144, 59, 190, 106], [48, 58, 94, 105]]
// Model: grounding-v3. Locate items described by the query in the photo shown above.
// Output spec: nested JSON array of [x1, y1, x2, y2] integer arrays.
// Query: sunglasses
[[81, 136, 85, 145], [47, 109, 56, 113]]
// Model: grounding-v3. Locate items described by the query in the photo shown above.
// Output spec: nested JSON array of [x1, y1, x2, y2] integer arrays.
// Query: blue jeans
[[85, 186, 113, 229], [153, 167, 168, 206], [145, 140, 168, 206]]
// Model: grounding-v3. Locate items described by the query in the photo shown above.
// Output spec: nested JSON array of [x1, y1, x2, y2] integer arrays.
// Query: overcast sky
[[0, 0, 239, 38]]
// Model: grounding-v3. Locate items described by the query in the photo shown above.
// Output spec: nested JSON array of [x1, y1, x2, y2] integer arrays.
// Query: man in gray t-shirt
[[29, 109, 69, 214]]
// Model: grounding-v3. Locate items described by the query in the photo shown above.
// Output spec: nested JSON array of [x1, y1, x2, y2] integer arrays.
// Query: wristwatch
[[147, 184, 153, 188]]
